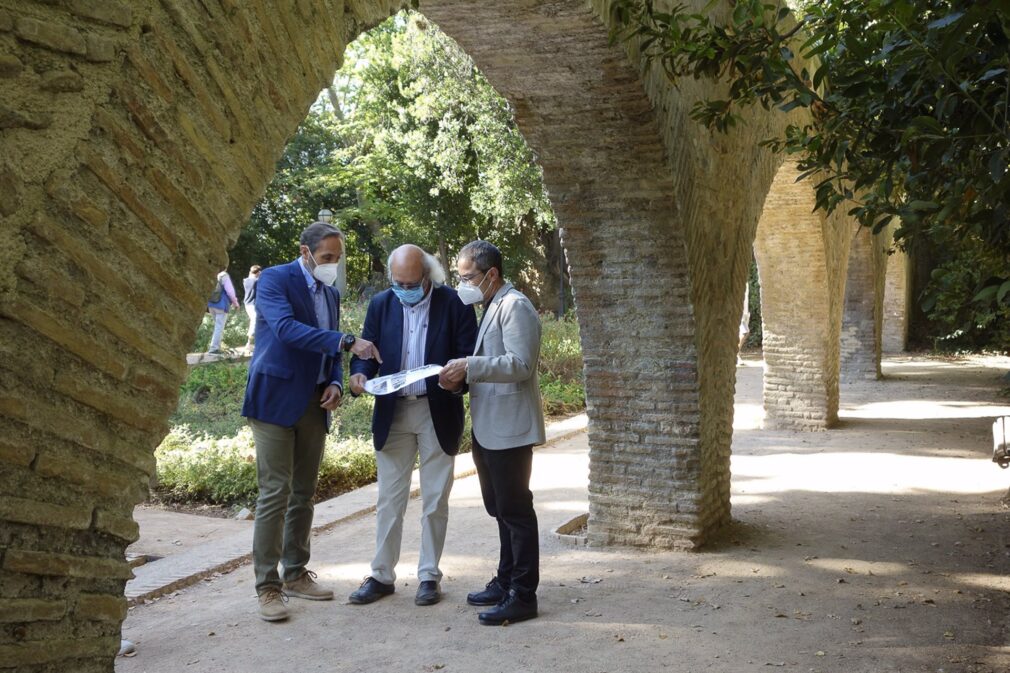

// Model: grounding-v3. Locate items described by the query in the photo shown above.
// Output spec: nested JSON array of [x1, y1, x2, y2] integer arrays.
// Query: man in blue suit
[[242, 221, 381, 622], [347, 245, 478, 607]]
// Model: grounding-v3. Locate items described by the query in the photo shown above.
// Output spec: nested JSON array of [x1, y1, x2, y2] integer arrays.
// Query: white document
[[363, 364, 444, 396]]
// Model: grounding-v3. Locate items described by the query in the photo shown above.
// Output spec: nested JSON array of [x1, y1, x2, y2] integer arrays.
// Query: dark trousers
[[471, 436, 539, 599]]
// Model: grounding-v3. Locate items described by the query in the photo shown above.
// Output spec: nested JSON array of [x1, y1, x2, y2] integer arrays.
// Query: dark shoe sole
[[478, 611, 537, 626], [466, 596, 502, 606], [414, 593, 441, 606], [348, 590, 393, 605]]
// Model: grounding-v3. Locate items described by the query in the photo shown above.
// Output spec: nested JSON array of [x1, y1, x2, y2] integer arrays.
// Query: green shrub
[[155, 425, 378, 508]]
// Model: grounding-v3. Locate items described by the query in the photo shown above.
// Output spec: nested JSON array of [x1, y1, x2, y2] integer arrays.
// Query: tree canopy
[[611, 0, 1010, 348], [231, 11, 561, 307]]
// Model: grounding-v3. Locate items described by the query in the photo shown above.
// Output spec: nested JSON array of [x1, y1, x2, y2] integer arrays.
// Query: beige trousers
[[370, 398, 455, 584]]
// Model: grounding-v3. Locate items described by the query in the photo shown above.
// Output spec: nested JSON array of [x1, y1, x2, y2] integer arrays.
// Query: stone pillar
[[752, 161, 844, 429], [840, 225, 887, 380], [882, 246, 909, 353], [425, 0, 708, 548]]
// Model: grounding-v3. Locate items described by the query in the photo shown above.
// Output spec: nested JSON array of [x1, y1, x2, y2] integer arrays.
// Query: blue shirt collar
[[297, 258, 319, 291]]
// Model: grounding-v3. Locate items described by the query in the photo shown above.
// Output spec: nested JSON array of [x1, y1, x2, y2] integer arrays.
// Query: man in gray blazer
[[440, 240, 546, 625]]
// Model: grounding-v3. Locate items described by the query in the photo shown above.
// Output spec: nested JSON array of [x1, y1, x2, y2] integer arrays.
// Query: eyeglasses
[[457, 270, 486, 284], [392, 277, 426, 291]]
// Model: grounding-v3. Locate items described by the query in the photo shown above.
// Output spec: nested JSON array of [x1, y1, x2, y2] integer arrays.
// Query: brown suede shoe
[[258, 587, 289, 622], [283, 570, 334, 601]]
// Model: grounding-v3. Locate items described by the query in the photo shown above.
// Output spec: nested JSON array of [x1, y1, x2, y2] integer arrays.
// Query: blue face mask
[[392, 283, 425, 306]]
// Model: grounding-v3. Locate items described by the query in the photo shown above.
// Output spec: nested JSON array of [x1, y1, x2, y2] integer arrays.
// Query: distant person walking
[[207, 269, 239, 354], [243, 265, 262, 353]]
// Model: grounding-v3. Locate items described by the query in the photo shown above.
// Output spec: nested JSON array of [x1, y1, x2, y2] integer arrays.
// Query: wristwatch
[[341, 333, 356, 352]]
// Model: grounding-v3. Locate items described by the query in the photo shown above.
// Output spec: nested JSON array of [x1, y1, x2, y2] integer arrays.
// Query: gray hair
[[299, 221, 344, 253], [457, 240, 502, 275], [386, 249, 446, 286]]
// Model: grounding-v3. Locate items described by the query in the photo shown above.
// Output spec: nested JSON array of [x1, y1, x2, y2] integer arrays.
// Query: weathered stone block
[[69, 0, 133, 28], [85, 34, 117, 62], [14, 17, 87, 55], [3, 550, 133, 580], [0, 54, 22, 78], [94, 509, 140, 542], [0, 636, 118, 668], [0, 105, 52, 130], [0, 598, 66, 622], [0, 496, 93, 531], [76, 593, 127, 622], [0, 165, 22, 216], [41, 69, 85, 92]]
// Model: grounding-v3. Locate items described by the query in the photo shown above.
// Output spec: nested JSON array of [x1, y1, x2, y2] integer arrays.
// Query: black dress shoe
[[478, 589, 537, 625], [414, 580, 441, 606], [348, 577, 395, 604], [467, 577, 508, 606]]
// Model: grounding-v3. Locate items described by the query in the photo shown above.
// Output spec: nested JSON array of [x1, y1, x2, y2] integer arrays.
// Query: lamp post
[[317, 208, 347, 298]]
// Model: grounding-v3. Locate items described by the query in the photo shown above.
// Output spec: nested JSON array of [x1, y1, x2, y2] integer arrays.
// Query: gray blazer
[[466, 283, 546, 449]]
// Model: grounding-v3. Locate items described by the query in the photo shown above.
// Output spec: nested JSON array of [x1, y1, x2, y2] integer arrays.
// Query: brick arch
[[752, 160, 851, 429], [1, 1, 834, 669]]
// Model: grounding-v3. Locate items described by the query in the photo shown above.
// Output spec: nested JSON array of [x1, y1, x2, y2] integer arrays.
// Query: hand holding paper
[[363, 364, 444, 396]]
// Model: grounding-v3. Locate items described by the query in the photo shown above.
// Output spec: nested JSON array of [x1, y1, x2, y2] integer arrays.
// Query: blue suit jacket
[[351, 285, 478, 455], [242, 260, 344, 428]]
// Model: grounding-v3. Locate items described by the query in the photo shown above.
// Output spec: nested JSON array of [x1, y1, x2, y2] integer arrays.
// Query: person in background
[[738, 280, 750, 365], [207, 268, 239, 355], [243, 265, 262, 353]]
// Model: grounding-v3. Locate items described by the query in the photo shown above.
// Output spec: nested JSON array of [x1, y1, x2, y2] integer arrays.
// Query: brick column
[[882, 244, 909, 353], [841, 225, 887, 380], [753, 161, 844, 429]]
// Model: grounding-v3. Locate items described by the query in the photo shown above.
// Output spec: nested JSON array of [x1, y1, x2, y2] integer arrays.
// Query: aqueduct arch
[[753, 160, 851, 429], [1, 1, 858, 669]]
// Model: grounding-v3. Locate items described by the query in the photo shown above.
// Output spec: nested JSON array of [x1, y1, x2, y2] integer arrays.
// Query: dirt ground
[[118, 355, 1010, 673]]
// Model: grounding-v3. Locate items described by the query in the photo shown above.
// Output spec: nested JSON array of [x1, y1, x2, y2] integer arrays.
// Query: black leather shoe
[[348, 577, 394, 605], [414, 580, 441, 606], [478, 589, 537, 625], [467, 577, 508, 606]]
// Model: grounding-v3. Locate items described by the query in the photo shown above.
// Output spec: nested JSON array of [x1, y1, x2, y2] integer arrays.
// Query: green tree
[[228, 110, 356, 295], [610, 0, 1010, 347], [323, 12, 563, 306]]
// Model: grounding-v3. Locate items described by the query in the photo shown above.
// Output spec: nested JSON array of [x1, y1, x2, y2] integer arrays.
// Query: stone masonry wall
[[0, 1, 403, 670]]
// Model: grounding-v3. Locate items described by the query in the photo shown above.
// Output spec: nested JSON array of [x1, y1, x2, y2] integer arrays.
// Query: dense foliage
[[228, 11, 564, 309], [610, 0, 1010, 348]]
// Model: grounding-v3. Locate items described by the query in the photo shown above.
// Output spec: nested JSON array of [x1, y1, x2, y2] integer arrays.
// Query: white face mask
[[456, 271, 491, 306], [306, 251, 339, 286]]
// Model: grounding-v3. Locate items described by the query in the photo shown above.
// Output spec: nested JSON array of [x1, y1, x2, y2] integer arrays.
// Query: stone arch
[[1, 1, 840, 669], [751, 160, 850, 429]]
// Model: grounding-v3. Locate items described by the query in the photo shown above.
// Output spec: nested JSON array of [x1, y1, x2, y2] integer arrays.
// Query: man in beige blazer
[[440, 240, 546, 625]]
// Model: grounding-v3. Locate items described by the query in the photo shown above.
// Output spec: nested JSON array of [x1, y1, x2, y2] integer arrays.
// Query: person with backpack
[[243, 265, 262, 353], [207, 268, 240, 354]]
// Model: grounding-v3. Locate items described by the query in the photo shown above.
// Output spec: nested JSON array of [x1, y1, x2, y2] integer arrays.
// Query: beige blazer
[[466, 283, 546, 449]]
